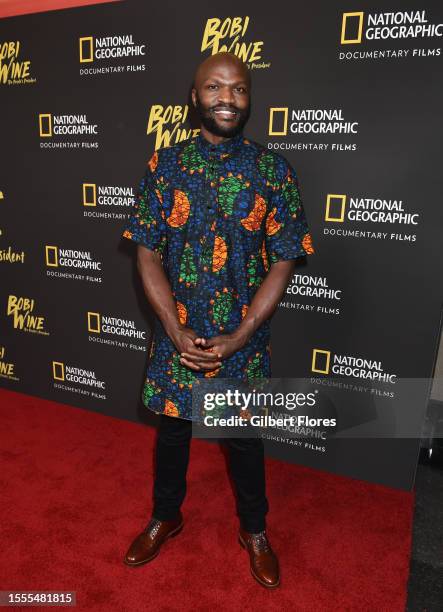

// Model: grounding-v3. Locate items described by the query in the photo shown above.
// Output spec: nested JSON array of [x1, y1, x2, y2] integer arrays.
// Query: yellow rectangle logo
[[79, 36, 94, 63], [325, 194, 346, 222], [45, 245, 58, 267], [341, 12, 364, 44], [87, 311, 101, 333], [83, 183, 97, 207], [312, 349, 331, 374], [39, 113, 52, 137], [52, 361, 65, 381], [268, 108, 288, 136]]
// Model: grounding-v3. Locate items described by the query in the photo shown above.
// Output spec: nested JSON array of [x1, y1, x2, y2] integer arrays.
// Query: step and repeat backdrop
[[1, 1, 442, 489]]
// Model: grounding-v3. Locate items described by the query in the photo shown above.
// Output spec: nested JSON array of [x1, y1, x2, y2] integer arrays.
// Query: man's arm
[[233, 258, 296, 345], [182, 259, 296, 364], [137, 245, 221, 370]]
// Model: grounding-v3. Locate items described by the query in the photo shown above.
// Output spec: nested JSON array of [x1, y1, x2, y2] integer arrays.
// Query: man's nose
[[217, 86, 236, 106]]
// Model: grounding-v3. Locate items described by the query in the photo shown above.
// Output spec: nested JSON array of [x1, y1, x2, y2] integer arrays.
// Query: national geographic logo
[[323, 193, 419, 244], [6, 295, 49, 336], [45, 245, 102, 283], [52, 360, 106, 400], [82, 182, 135, 220], [311, 348, 397, 384], [0, 345, 19, 381], [0, 40, 36, 86], [38, 113, 99, 149], [87, 311, 147, 351], [147, 105, 199, 150], [280, 274, 342, 317], [78, 34, 147, 76], [267, 108, 358, 153], [339, 10, 442, 61], [38, 114, 98, 136], [201, 17, 269, 69]]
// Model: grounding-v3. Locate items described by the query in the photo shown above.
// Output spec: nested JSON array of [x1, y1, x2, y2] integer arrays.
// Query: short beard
[[194, 92, 250, 138]]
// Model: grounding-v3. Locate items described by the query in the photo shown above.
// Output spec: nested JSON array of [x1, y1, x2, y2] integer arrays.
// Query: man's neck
[[199, 125, 233, 145]]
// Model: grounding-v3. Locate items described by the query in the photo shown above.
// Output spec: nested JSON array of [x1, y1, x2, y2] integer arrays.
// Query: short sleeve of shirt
[[121, 151, 167, 254], [264, 156, 314, 264]]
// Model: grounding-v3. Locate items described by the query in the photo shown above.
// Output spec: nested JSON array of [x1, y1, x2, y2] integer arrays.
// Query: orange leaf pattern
[[265, 207, 282, 236], [176, 301, 187, 325], [167, 189, 190, 227], [240, 193, 267, 231], [212, 235, 228, 272]]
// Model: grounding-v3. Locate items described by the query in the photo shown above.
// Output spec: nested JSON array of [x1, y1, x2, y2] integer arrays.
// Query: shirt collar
[[195, 130, 245, 160]]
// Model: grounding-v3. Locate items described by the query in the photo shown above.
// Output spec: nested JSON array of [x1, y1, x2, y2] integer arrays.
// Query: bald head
[[191, 52, 251, 140], [193, 52, 250, 90]]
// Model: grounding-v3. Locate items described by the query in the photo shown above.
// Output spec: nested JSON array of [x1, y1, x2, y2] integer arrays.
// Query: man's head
[[191, 52, 251, 139]]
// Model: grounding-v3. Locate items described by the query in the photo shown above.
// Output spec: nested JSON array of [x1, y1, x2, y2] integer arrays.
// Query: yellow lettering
[[171, 105, 185, 124], [201, 18, 222, 52], [147, 105, 166, 134], [26, 314, 44, 330], [249, 41, 263, 62], [7, 295, 34, 316], [0, 361, 14, 376]]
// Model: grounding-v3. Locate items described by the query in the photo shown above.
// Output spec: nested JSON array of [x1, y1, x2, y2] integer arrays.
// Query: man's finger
[[196, 360, 222, 370], [200, 339, 222, 358], [181, 348, 219, 362], [179, 357, 201, 371], [180, 356, 222, 370]]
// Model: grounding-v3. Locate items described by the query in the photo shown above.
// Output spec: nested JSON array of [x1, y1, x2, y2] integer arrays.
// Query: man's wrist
[[231, 322, 255, 347], [164, 320, 184, 341]]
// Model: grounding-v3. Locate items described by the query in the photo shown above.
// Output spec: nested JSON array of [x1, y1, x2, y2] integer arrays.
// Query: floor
[[406, 448, 443, 611]]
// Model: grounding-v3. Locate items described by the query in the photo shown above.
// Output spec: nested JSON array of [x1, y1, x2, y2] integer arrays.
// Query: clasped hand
[[172, 325, 245, 372]]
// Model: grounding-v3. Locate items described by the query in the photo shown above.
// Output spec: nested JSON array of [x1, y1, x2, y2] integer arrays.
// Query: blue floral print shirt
[[122, 131, 314, 420]]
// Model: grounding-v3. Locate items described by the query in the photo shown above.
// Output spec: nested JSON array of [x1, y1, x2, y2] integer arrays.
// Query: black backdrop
[[1, 0, 442, 489]]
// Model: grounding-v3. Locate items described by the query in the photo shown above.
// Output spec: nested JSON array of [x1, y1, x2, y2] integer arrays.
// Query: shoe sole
[[124, 521, 184, 567], [238, 534, 280, 589]]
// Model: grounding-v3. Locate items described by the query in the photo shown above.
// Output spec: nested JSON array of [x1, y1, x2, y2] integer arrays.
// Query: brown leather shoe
[[124, 512, 184, 566], [239, 527, 280, 588]]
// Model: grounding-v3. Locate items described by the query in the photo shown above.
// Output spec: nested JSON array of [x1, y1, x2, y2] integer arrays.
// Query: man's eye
[[236, 87, 246, 93], [208, 84, 218, 90]]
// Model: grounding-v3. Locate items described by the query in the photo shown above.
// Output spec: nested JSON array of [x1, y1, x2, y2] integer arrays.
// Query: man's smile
[[212, 108, 239, 120]]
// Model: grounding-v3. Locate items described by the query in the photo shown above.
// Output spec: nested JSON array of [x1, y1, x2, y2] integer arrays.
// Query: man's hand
[[197, 332, 247, 359], [171, 324, 223, 372], [179, 331, 248, 371]]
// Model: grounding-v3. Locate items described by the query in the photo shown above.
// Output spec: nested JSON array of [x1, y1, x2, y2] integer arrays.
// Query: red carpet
[[0, 388, 413, 611]]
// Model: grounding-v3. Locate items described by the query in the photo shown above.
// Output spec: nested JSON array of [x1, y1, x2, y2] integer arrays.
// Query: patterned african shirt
[[121, 130, 314, 420]]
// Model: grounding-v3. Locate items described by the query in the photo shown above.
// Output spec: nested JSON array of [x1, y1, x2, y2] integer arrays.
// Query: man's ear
[[191, 88, 197, 108]]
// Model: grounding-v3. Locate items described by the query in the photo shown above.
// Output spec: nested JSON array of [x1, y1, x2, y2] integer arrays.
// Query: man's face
[[192, 62, 250, 138]]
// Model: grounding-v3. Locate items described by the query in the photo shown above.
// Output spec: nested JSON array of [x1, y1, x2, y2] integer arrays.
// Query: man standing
[[121, 51, 314, 589]]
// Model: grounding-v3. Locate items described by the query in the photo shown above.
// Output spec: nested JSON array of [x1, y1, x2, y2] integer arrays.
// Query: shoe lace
[[249, 530, 270, 553], [144, 518, 162, 538]]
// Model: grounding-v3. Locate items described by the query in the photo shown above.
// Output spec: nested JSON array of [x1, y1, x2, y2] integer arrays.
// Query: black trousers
[[152, 413, 269, 533]]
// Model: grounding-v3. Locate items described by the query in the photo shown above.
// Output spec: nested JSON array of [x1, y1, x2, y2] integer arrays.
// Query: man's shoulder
[[243, 137, 292, 166], [158, 137, 197, 160], [146, 137, 195, 172]]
